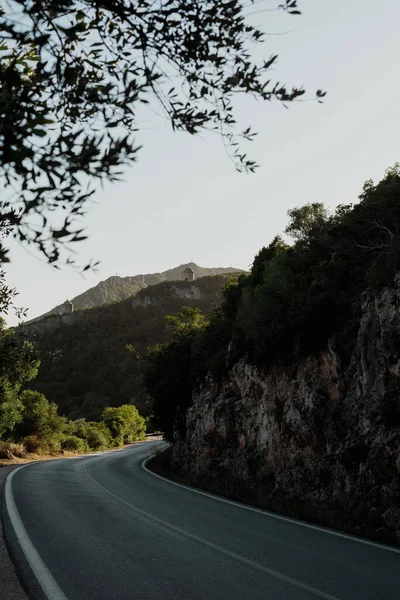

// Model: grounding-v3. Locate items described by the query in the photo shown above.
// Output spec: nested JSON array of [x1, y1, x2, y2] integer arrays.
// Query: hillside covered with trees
[[146, 166, 400, 440], [18, 274, 239, 425], [6, 164, 400, 466], [0, 317, 146, 459]]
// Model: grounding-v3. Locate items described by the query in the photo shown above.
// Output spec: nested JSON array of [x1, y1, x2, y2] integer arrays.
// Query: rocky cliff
[[132, 283, 203, 308], [172, 276, 400, 543]]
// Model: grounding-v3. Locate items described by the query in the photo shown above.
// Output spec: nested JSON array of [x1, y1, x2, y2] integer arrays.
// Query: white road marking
[[2, 442, 157, 600], [85, 458, 340, 600], [141, 452, 400, 555], [4, 465, 69, 600], [5, 440, 398, 600]]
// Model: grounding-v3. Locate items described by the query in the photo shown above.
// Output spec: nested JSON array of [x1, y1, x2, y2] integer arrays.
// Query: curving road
[[2, 441, 400, 600]]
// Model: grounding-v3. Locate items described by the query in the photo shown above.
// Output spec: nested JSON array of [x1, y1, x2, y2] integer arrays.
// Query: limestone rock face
[[172, 285, 202, 301], [132, 284, 202, 308], [131, 295, 154, 309], [19, 312, 78, 337], [172, 276, 400, 541]]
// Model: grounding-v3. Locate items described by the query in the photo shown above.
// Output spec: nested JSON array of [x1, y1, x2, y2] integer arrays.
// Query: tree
[[147, 166, 400, 445], [66, 417, 113, 450], [0, 223, 27, 318], [101, 404, 146, 445], [0, 1, 325, 274], [145, 307, 206, 441], [84, 421, 113, 450], [165, 306, 205, 337], [0, 317, 39, 437], [285, 203, 328, 243], [0, 319, 39, 384], [14, 389, 67, 440], [247, 235, 289, 287]]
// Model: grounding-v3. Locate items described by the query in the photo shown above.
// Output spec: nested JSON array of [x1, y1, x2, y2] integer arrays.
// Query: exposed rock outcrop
[[132, 284, 202, 308], [19, 313, 78, 337], [172, 276, 400, 543]]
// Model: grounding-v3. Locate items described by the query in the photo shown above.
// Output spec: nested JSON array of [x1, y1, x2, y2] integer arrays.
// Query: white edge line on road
[[1, 442, 153, 600], [4, 465, 69, 600], [84, 456, 340, 600], [141, 451, 400, 555]]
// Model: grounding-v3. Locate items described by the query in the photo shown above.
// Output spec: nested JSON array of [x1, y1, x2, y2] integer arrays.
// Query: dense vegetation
[[0, 317, 146, 458], [5, 166, 400, 448], [145, 307, 207, 441], [19, 275, 237, 424], [146, 166, 400, 440]]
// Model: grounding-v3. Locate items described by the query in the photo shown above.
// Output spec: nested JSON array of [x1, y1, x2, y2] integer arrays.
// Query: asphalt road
[[2, 440, 400, 600]]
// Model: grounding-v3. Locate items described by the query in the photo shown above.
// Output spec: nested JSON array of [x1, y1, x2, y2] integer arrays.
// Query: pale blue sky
[[5, 1, 400, 324]]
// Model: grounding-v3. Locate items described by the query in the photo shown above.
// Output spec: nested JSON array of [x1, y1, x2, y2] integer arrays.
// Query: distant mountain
[[31, 263, 243, 322], [20, 274, 241, 422]]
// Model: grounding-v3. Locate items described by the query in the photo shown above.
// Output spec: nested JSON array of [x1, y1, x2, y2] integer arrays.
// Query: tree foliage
[[13, 389, 67, 440], [225, 165, 400, 365], [165, 306, 205, 337], [24, 274, 232, 422], [0, 317, 147, 451], [145, 306, 206, 441], [0, 317, 39, 436], [0, 0, 324, 270], [284, 203, 328, 242], [101, 404, 146, 446], [145, 165, 400, 439]]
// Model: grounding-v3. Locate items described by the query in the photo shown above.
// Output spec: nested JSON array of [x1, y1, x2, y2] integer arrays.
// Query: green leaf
[[31, 129, 47, 137]]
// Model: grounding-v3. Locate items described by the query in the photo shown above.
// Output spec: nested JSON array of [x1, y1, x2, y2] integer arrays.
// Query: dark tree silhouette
[[0, 1, 325, 313]]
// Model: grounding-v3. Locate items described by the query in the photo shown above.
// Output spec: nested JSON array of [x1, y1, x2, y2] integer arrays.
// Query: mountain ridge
[[30, 263, 244, 322], [21, 274, 240, 421]]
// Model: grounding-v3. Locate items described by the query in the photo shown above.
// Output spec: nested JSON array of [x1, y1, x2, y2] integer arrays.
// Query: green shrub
[[14, 390, 68, 441], [23, 435, 48, 455], [68, 418, 88, 439], [23, 434, 63, 455], [124, 428, 146, 443], [68, 419, 113, 451], [61, 435, 88, 453], [44, 435, 62, 454], [0, 320, 40, 438], [101, 404, 147, 446], [85, 426, 111, 451]]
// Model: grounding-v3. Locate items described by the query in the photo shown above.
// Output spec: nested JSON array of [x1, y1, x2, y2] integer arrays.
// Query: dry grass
[[0, 436, 162, 468], [0, 451, 80, 467]]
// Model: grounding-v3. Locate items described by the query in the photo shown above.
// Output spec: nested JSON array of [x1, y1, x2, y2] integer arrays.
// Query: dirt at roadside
[[0, 435, 163, 468], [0, 466, 29, 600], [0, 451, 78, 468]]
